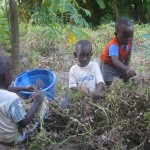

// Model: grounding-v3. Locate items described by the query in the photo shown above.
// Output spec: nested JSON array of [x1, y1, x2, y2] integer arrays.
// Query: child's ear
[[74, 52, 77, 58]]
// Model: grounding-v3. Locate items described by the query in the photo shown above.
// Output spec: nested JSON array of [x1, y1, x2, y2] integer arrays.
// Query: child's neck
[[78, 63, 88, 67], [78, 61, 90, 67]]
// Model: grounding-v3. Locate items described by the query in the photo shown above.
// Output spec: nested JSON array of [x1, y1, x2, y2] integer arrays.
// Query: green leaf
[[96, 0, 105, 9], [50, 0, 60, 12], [69, 26, 88, 38], [58, 0, 72, 13], [42, 0, 52, 7], [31, 0, 90, 40], [80, 8, 91, 17]]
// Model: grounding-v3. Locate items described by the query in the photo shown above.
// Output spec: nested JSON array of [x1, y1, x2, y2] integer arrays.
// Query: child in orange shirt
[[100, 17, 136, 85]]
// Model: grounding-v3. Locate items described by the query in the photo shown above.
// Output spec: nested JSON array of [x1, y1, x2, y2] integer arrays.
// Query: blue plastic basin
[[14, 68, 57, 101]]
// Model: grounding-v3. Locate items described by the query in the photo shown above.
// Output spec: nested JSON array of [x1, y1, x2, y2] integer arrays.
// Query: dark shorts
[[100, 61, 128, 84]]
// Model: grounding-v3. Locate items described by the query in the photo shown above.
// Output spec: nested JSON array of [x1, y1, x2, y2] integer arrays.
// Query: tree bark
[[9, 0, 20, 73], [113, 0, 119, 19]]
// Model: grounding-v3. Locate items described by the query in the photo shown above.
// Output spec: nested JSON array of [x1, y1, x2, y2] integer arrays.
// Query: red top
[[101, 37, 132, 65]]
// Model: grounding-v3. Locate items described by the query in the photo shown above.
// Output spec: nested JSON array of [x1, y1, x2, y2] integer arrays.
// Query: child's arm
[[7, 85, 36, 93], [88, 82, 105, 98], [87, 62, 105, 98], [70, 86, 90, 95], [17, 92, 44, 128], [69, 66, 79, 91], [111, 56, 136, 78], [70, 87, 78, 91], [125, 51, 131, 67]]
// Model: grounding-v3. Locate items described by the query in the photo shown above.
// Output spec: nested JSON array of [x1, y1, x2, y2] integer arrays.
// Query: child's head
[[74, 40, 92, 67], [115, 17, 134, 45], [0, 56, 12, 89]]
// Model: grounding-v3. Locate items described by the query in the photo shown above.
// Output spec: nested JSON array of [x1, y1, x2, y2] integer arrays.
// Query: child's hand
[[25, 85, 37, 92], [87, 91, 97, 98], [88, 91, 105, 98], [34, 92, 44, 103], [99, 91, 106, 98], [70, 87, 78, 92], [126, 68, 136, 78], [80, 85, 90, 94]]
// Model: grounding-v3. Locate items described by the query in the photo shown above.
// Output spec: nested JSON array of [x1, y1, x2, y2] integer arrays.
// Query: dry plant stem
[[91, 103, 111, 123], [111, 90, 131, 106], [70, 117, 89, 132], [58, 131, 89, 146]]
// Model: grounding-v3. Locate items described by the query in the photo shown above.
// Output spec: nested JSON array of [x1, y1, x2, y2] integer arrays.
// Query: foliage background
[[17, 0, 150, 25]]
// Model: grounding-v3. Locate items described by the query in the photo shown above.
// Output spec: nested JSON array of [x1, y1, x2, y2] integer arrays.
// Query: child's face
[[75, 45, 92, 67], [116, 25, 134, 45]]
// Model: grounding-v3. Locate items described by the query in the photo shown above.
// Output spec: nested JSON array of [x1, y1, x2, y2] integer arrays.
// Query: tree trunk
[[113, 0, 119, 19], [9, 0, 20, 73]]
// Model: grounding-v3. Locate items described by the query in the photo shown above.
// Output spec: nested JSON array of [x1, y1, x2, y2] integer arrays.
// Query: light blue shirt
[[8, 98, 26, 123], [109, 44, 134, 56]]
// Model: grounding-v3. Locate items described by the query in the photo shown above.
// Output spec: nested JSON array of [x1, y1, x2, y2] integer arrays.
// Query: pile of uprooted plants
[[26, 74, 150, 150]]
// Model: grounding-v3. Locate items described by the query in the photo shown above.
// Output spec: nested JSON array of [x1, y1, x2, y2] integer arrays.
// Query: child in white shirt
[[69, 40, 105, 98]]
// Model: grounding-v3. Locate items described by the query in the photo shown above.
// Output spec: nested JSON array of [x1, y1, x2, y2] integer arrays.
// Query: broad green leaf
[[58, 0, 72, 13], [96, 0, 105, 9], [42, 0, 52, 7], [69, 26, 88, 38], [80, 8, 91, 17], [49, 0, 60, 12]]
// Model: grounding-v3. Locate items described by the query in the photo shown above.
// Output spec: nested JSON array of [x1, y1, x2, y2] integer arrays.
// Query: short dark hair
[[0, 56, 10, 76], [75, 40, 92, 52], [115, 17, 133, 33]]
